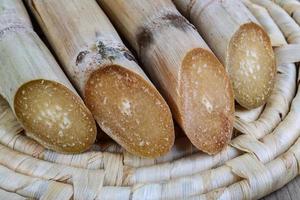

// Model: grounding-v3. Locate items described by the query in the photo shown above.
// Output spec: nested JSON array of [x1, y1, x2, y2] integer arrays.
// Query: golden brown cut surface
[[14, 80, 96, 153], [227, 23, 276, 109]]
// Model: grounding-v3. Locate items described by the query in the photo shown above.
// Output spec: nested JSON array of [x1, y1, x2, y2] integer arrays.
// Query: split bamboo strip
[[26, 0, 175, 158], [98, 0, 235, 155], [273, 0, 300, 25], [173, 0, 276, 109], [243, 0, 286, 46], [0, 0, 97, 153]]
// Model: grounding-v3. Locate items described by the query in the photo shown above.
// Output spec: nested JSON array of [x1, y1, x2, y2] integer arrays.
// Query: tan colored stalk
[[98, 0, 235, 154], [174, 0, 276, 109], [272, 0, 300, 25], [26, 0, 175, 158], [0, 0, 96, 153]]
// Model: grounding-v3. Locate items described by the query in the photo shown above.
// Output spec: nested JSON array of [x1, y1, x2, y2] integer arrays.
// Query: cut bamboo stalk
[[173, 0, 277, 109], [26, 0, 175, 158], [272, 0, 300, 26], [0, 0, 96, 153], [98, 0, 235, 154]]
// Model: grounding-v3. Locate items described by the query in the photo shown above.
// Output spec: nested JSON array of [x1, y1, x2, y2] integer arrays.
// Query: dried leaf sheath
[[174, 0, 276, 109], [0, 0, 96, 153], [98, 0, 235, 154], [27, 0, 175, 158]]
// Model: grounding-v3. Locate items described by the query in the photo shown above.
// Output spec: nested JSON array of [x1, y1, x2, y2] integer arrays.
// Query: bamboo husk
[[26, 0, 174, 158], [272, 0, 300, 26], [173, 0, 276, 109], [0, 0, 97, 153], [98, 0, 235, 155]]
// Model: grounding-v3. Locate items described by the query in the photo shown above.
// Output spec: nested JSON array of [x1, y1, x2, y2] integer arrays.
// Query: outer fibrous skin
[[98, 0, 235, 154], [27, 0, 175, 158], [0, 0, 97, 153], [173, 0, 276, 109]]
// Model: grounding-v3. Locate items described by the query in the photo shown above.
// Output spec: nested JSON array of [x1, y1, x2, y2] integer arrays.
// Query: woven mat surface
[[263, 176, 300, 200]]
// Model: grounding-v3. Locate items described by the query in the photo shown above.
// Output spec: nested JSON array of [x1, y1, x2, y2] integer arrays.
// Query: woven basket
[[1, 0, 300, 199]]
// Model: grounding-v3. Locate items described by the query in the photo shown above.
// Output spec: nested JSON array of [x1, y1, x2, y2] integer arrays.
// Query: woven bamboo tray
[[1, 0, 300, 199]]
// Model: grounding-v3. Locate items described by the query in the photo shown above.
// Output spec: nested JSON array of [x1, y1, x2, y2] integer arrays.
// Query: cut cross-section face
[[227, 22, 276, 109], [85, 65, 174, 158], [181, 48, 234, 155], [14, 80, 97, 153]]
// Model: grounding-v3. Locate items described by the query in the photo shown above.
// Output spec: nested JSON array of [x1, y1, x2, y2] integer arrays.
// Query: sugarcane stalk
[[97, 0, 235, 155], [26, 0, 175, 158], [0, 0, 97, 153], [173, 0, 277, 109]]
